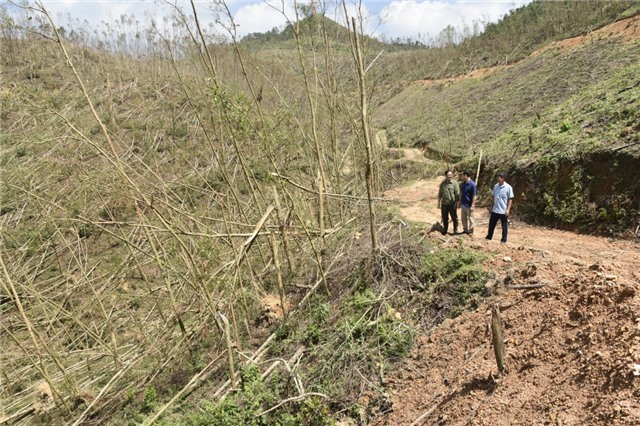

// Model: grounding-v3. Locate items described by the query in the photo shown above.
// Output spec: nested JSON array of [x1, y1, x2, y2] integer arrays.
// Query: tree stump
[[491, 303, 506, 374]]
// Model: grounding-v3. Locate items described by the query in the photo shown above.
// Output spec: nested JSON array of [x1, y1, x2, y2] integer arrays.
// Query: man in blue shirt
[[486, 172, 514, 243], [460, 170, 477, 235]]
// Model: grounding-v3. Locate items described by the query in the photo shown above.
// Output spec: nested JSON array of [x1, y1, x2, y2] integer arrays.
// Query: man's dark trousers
[[441, 204, 458, 234], [487, 212, 508, 242]]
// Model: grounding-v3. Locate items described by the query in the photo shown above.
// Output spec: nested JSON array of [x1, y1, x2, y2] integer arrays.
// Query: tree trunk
[[351, 17, 378, 255]]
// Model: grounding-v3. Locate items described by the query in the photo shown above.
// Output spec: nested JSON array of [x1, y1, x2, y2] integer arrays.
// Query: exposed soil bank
[[481, 149, 640, 236]]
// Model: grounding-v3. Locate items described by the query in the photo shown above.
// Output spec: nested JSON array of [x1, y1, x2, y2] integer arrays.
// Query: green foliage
[[299, 295, 331, 345], [541, 169, 585, 224], [180, 365, 332, 426], [559, 119, 572, 133], [124, 389, 136, 406], [142, 387, 157, 413], [420, 246, 488, 316], [339, 287, 415, 360], [2, 221, 57, 258], [268, 267, 418, 421]]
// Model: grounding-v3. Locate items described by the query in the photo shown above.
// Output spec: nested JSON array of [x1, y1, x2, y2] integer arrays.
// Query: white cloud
[[28, 0, 531, 42], [33, 0, 222, 41], [39, 0, 156, 26], [232, 1, 294, 36], [372, 0, 530, 42]]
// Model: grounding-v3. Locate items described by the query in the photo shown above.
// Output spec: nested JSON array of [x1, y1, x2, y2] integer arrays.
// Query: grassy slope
[[366, 0, 638, 96], [375, 33, 640, 156]]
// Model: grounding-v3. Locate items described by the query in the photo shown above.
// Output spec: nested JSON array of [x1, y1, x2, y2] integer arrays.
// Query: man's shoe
[[485, 236, 491, 240]]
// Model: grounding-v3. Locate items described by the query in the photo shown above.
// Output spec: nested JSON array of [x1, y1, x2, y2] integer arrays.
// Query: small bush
[[420, 246, 488, 316], [559, 119, 572, 133], [182, 364, 332, 426], [141, 386, 157, 413]]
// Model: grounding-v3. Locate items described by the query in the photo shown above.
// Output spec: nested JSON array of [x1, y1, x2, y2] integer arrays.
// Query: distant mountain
[[239, 12, 419, 52]]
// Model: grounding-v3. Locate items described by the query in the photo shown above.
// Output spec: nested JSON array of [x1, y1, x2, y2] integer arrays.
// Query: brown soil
[[388, 148, 428, 162], [413, 65, 511, 88], [376, 175, 640, 425], [257, 294, 288, 325], [413, 13, 640, 89]]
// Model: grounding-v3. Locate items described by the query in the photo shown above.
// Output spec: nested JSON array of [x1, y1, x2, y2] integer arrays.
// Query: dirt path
[[413, 13, 640, 89], [387, 148, 428, 162], [377, 176, 640, 425], [383, 177, 640, 269]]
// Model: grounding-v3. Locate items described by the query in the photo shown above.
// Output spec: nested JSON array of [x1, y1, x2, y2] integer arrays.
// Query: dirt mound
[[413, 13, 640, 89], [373, 176, 640, 425], [374, 255, 640, 425], [256, 294, 288, 326]]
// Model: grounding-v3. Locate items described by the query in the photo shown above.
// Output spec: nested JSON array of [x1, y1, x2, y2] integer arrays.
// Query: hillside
[[371, 0, 640, 82], [374, 11, 640, 234], [240, 13, 398, 52], [1, 1, 640, 425]]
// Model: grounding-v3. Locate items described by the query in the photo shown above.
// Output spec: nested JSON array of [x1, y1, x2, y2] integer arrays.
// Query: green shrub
[[420, 246, 488, 316], [142, 386, 157, 413], [181, 364, 332, 426]]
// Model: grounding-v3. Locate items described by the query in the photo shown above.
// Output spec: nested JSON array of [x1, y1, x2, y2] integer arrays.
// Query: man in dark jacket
[[438, 170, 460, 235]]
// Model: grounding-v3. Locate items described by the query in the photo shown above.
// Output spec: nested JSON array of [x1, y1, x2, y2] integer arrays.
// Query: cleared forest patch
[[411, 12, 640, 90]]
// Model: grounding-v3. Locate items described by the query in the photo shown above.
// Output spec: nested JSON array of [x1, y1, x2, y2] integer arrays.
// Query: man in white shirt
[[485, 172, 514, 244]]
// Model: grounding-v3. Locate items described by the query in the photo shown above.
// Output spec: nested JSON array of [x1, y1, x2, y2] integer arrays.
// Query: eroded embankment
[[478, 149, 640, 236]]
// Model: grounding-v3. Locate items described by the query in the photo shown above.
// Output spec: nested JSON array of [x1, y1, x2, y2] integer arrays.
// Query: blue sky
[[13, 1, 532, 41]]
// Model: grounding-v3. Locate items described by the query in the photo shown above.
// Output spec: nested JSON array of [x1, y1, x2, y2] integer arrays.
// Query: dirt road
[[384, 178, 640, 269], [378, 177, 640, 425]]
